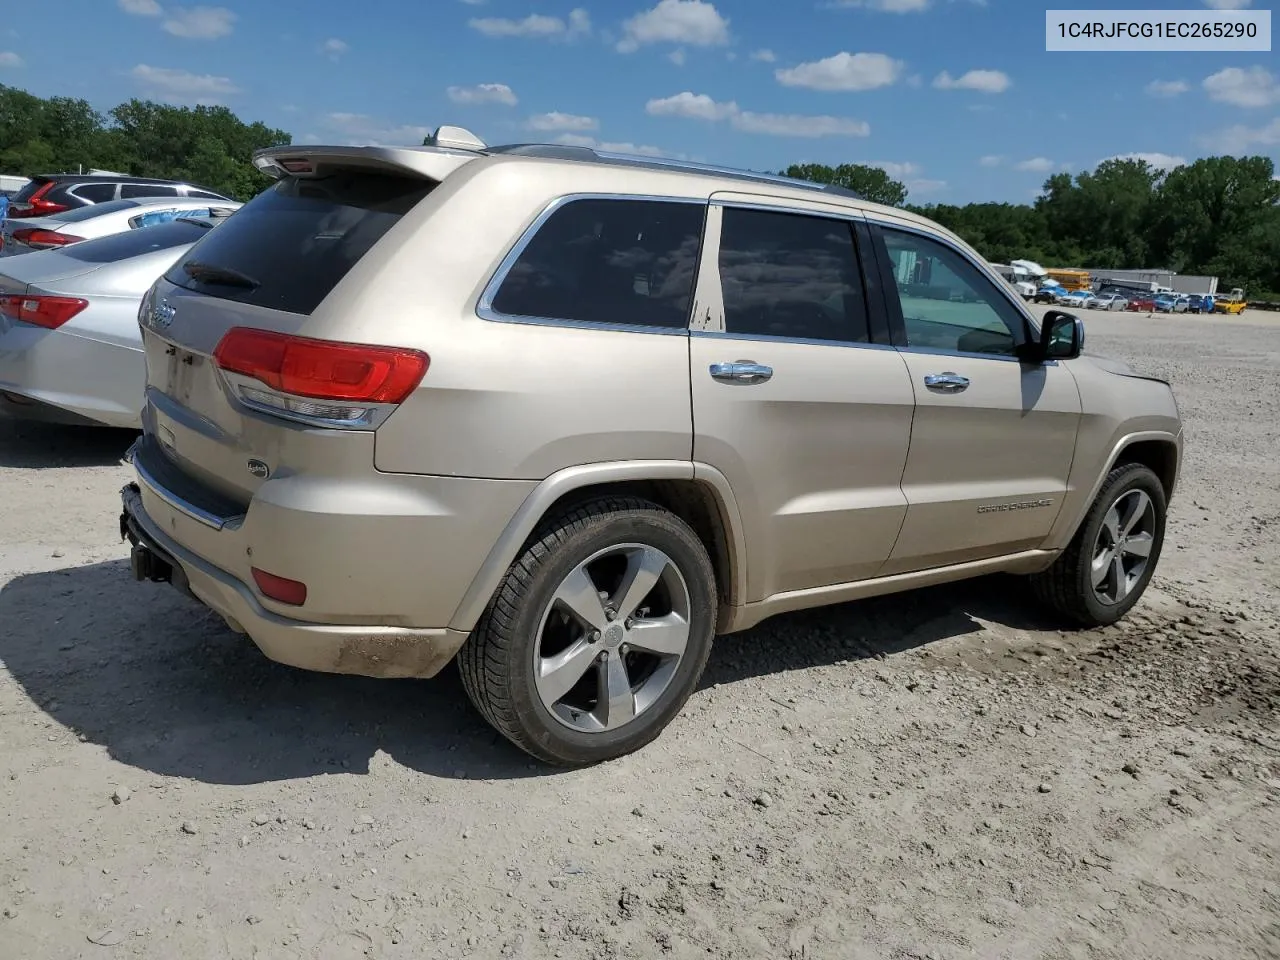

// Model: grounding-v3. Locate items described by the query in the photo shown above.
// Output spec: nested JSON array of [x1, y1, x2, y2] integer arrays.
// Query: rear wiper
[[182, 260, 259, 289], [175, 217, 216, 229]]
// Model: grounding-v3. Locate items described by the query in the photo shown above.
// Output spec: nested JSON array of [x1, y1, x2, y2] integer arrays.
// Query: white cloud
[[129, 63, 240, 104], [828, 0, 930, 11], [979, 154, 1004, 167], [446, 83, 518, 106], [646, 91, 738, 121], [668, 48, 686, 65], [119, 0, 162, 14], [1203, 66, 1279, 108], [555, 133, 675, 158], [1102, 152, 1187, 170], [527, 111, 598, 131], [1205, 116, 1280, 152], [872, 161, 922, 178], [469, 8, 590, 40], [320, 38, 348, 59], [775, 52, 903, 91], [750, 48, 777, 62], [1014, 157, 1055, 172], [324, 112, 433, 147], [0, 51, 22, 68], [1203, 0, 1251, 8], [907, 178, 947, 194], [162, 6, 236, 39], [617, 0, 729, 53], [646, 91, 868, 137], [933, 69, 1011, 93], [1145, 79, 1188, 98]]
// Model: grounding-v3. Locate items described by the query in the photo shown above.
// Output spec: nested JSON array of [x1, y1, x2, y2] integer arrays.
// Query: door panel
[[884, 352, 1080, 573], [870, 223, 1083, 574], [690, 203, 915, 601]]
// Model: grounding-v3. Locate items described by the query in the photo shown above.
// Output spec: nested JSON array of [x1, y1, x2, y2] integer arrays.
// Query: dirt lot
[[1, 307, 1278, 960]]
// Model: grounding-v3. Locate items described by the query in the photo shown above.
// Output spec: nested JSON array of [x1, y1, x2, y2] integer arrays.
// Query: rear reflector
[[251, 567, 308, 606], [11, 228, 84, 249], [0, 295, 89, 329], [213, 328, 429, 404]]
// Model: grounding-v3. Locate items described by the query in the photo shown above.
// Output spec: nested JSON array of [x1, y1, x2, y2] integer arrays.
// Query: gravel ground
[[1, 307, 1277, 960]]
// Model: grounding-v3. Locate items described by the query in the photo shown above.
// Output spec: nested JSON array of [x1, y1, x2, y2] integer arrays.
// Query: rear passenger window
[[73, 183, 117, 203], [122, 184, 180, 199], [717, 207, 869, 343], [490, 198, 704, 330]]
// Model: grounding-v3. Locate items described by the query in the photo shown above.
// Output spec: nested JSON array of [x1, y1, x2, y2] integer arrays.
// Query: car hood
[[1080, 352, 1171, 386]]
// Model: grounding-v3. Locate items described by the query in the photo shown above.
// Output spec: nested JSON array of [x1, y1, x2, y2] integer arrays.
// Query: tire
[[458, 496, 717, 766], [1030, 463, 1167, 627]]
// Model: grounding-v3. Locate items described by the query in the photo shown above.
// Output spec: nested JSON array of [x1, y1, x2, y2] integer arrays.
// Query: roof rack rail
[[482, 142, 865, 200]]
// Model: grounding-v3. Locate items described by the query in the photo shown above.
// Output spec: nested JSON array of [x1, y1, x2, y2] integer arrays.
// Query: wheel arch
[[448, 461, 747, 634], [1046, 429, 1182, 551]]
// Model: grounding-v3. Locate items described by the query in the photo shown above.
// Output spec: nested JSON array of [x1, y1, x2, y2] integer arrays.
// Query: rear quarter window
[[71, 183, 119, 203], [163, 171, 435, 315]]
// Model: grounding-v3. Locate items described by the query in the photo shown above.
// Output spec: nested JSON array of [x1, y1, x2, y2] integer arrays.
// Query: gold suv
[[120, 126, 1183, 765]]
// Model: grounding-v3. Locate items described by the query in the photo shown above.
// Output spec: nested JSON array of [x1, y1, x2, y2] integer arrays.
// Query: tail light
[[11, 228, 84, 249], [213, 327, 429, 426], [0, 295, 89, 329], [251, 567, 307, 606], [8, 182, 70, 219]]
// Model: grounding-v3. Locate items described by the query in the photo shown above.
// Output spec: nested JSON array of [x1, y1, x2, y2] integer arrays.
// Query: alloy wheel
[[533, 543, 692, 734], [1091, 489, 1157, 605]]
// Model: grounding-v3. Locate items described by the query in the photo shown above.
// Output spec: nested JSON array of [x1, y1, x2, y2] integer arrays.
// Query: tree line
[[3, 84, 1276, 298], [784, 157, 1280, 300]]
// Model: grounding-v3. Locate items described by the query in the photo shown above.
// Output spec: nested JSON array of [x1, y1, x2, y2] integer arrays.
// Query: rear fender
[[447, 460, 748, 634]]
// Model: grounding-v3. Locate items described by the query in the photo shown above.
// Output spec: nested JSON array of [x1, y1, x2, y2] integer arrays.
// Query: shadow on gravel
[[0, 560, 1060, 785], [0, 417, 137, 469]]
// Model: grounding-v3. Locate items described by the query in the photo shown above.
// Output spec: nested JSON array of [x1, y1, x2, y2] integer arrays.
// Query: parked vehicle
[[1127, 295, 1157, 312], [119, 130, 1183, 766], [1185, 294, 1213, 314], [1214, 293, 1248, 315], [0, 212, 234, 428], [1033, 286, 1062, 304], [1092, 294, 1129, 312], [1057, 290, 1095, 309], [5, 174, 232, 219], [1153, 294, 1187, 314], [0, 197, 241, 257]]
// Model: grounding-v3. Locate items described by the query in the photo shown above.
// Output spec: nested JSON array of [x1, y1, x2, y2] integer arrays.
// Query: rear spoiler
[[253, 126, 489, 182]]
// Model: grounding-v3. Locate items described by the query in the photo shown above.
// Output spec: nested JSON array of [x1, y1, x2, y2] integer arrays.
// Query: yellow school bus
[[1047, 269, 1091, 291]]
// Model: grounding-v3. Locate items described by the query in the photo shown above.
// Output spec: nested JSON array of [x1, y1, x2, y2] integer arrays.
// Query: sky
[[1, 0, 1277, 204]]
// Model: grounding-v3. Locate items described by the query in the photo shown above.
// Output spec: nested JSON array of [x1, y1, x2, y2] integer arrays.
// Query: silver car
[[0, 212, 234, 429], [1092, 294, 1130, 311], [0, 197, 241, 258]]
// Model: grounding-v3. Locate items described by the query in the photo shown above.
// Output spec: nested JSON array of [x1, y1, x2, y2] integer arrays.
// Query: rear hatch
[[136, 144, 481, 507]]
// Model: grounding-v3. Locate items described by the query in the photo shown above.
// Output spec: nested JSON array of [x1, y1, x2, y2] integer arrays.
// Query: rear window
[[163, 171, 433, 315], [53, 199, 142, 223], [11, 178, 50, 204], [62, 219, 210, 264]]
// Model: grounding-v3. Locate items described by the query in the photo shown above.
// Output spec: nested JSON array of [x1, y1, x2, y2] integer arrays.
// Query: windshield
[[60, 219, 210, 264]]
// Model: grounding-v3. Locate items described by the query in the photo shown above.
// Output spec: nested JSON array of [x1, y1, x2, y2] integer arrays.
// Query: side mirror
[[1023, 310, 1084, 362]]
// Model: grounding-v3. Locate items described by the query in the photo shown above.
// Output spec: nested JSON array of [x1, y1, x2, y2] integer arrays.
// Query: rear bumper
[[120, 482, 470, 679], [0, 320, 143, 429]]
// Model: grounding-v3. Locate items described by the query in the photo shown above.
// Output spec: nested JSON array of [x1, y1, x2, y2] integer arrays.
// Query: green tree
[[782, 162, 909, 207]]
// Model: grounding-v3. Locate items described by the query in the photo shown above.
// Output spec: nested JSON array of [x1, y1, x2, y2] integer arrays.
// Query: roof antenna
[[427, 125, 487, 151]]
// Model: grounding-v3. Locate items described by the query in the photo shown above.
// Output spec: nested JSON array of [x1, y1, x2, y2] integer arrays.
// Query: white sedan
[[0, 196, 241, 257], [1092, 293, 1130, 311]]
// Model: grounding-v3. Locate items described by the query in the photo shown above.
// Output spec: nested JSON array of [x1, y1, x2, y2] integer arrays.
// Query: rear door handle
[[710, 361, 773, 385], [923, 372, 970, 393]]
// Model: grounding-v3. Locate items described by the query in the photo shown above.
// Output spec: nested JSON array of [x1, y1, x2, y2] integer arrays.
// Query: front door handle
[[924, 372, 970, 393], [710, 361, 773, 385]]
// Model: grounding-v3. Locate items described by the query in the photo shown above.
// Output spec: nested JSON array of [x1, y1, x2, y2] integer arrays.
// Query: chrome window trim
[[864, 215, 1044, 341], [692, 329, 897, 352], [475, 192, 708, 337], [710, 197, 865, 223]]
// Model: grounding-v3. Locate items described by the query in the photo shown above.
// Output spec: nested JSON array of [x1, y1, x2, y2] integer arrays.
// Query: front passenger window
[[880, 227, 1024, 357]]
